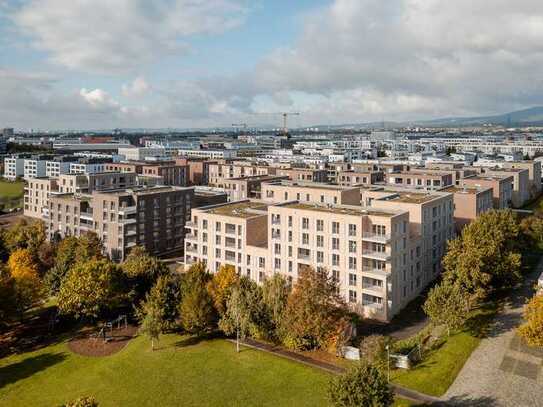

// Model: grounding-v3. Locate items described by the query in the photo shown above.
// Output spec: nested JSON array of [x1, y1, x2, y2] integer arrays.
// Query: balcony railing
[[362, 233, 391, 244], [119, 206, 137, 215], [362, 284, 384, 292], [363, 301, 384, 310], [362, 250, 391, 261], [362, 268, 390, 277]]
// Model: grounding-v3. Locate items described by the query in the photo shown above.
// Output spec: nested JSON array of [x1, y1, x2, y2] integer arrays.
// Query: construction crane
[[252, 112, 301, 135]]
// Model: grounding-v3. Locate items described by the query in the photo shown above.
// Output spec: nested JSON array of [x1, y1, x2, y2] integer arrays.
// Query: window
[[259, 257, 265, 268], [349, 257, 357, 270], [332, 222, 340, 234], [288, 230, 292, 242], [316, 235, 324, 247], [288, 216, 293, 227], [316, 219, 324, 231], [302, 233, 309, 245], [349, 273, 357, 286], [302, 217, 309, 229], [274, 243, 281, 255], [349, 241, 357, 253], [216, 222, 221, 232], [215, 235, 221, 244], [320, 195, 325, 203], [317, 251, 324, 263], [215, 248, 221, 257], [348, 224, 357, 237], [332, 254, 340, 266], [349, 290, 357, 303], [332, 237, 339, 250], [202, 219, 207, 229], [288, 261, 293, 272], [274, 258, 281, 269], [288, 246, 293, 257]]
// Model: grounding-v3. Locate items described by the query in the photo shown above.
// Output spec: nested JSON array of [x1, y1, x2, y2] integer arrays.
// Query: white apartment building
[[3, 156, 25, 180], [178, 149, 238, 160]]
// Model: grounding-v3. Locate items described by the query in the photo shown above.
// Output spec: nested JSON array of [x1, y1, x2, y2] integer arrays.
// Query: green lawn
[[0, 180, 24, 208], [390, 300, 499, 397], [0, 334, 331, 407]]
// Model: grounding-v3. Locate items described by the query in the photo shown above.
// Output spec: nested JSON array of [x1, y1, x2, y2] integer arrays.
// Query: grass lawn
[[0, 180, 24, 208], [390, 300, 499, 397], [0, 334, 331, 407]]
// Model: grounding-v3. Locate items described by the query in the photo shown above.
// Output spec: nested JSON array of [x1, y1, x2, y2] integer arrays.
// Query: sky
[[1, 0, 543, 130]]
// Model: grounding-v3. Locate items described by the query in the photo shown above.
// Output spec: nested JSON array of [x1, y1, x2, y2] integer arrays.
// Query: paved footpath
[[442, 264, 543, 407]]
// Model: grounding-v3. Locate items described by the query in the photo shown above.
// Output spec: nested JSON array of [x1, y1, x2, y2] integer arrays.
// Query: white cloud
[[121, 77, 150, 97], [13, 0, 250, 74]]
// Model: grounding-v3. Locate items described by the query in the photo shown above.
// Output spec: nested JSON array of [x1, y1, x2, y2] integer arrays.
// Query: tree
[[74, 232, 104, 263], [517, 295, 543, 347], [328, 363, 393, 407], [146, 273, 182, 330], [8, 248, 43, 313], [443, 210, 521, 301], [0, 264, 17, 325], [280, 267, 348, 350], [179, 265, 216, 335], [207, 264, 239, 316], [423, 282, 471, 336], [45, 236, 80, 294], [219, 284, 251, 352], [358, 335, 391, 372], [137, 290, 166, 350], [122, 246, 168, 304], [57, 259, 121, 319], [520, 215, 543, 250], [262, 274, 290, 330], [3, 218, 31, 252]]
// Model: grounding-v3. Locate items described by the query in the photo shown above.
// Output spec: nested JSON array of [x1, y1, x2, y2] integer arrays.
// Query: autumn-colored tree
[[0, 264, 17, 324], [58, 259, 122, 319], [8, 248, 44, 312], [517, 294, 543, 347], [520, 215, 543, 251], [443, 210, 521, 301], [74, 232, 104, 263], [207, 264, 239, 316], [122, 246, 168, 304], [280, 267, 348, 350], [3, 219, 47, 258], [328, 362, 393, 407], [423, 281, 471, 336]]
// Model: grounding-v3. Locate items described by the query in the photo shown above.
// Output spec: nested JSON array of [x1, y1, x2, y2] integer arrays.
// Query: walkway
[[442, 265, 543, 407], [231, 338, 440, 405]]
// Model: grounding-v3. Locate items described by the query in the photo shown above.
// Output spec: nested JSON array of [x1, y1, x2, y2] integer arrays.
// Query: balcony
[[119, 206, 137, 215], [225, 239, 236, 248], [186, 221, 196, 228], [125, 228, 137, 237], [185, 233, 197, 241], [362, 284, 384, 293], [362, 250, 390, 261], [362, 233, 391, 244], [271, 232, 281, 239], [119, 217, 137, 225], [271, 218, 281, 225], [362, 268, 390, 278], [80, 211, 93, 221], [185, 245, 198, 254], [297, 252, 311, 261], [363, 301, 384, 310]]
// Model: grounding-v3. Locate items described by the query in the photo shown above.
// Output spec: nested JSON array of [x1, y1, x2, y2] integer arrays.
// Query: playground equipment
[[90, 315, 128, 343]]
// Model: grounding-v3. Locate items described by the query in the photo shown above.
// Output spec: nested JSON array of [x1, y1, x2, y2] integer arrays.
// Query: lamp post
[[385, 344, 390, 383]]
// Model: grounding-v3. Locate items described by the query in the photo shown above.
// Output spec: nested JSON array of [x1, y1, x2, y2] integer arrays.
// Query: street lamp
[[385, 344, 390, 383]]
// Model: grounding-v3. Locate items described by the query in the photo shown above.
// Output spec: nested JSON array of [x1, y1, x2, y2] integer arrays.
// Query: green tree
[[122, 246, 168, 304], [207, 264, 239, 316], [520, 215, 543, 250], [280, 267, 348, 350], [147, 273, 182, 329], [262, 274, 290, 331], [45, 236, 80, 294], [517, 294, 543, 347], [443, 210, 521, 301], [137, 290, 166, 350], [0, 264, 17, 325], [58, 259, 121, 319], [328, 363, 393, 407], [219, 284, 251, 352], [179, 265, 216, 335], [423, 282, 471, 336]]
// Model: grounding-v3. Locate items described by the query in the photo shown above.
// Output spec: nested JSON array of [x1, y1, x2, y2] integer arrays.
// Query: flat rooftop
[[443, 186, 490, 194], [381, 191, 440, 204], [229, 174, 284, 181], [463, 175, 511, 181], [206, 201, 269, 218], [264, 180, 347, 191], [283, 202, 398, 218]]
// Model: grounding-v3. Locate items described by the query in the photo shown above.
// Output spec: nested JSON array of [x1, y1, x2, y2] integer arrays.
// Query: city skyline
[[2, 0, 543, 130]]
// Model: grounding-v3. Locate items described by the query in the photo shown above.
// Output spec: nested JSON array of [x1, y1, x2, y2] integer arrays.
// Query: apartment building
[[175, 158, 214, 185], [223, 175, 288, 201], [141, 163, 188, 186], [185, 189, 453, 322], [207, 161, 275, 187], [261, 180, 361, 206], [337, 170, 384, 187], [3, 155, 25, 180], [178, 149, 237, 160], [443, 186, 494, 232], [386, 171, 454, 190], [104, 162, 142, 173], [45, 156, 78, 178], [275, 167, 328, 183], [502, 161, 542, 199], [57, 172, 138, 194], [48, 186, 194, 261], [460, 175, 513, 209], [23, 178, 58, 220], [69, 158, 110, 174], [473, 167, 530, 208], [420, 164, 479, 186]]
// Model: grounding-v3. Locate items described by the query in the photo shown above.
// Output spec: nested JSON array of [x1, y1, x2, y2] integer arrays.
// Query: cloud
[[12, 0, 250, 74], [121, 77, 150, 97]]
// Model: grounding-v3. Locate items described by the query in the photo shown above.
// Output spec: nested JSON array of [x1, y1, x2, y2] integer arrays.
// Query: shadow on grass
[[173, 332, 221, 348], [436, 394, 498, 406], [0, 352, 67, 389]]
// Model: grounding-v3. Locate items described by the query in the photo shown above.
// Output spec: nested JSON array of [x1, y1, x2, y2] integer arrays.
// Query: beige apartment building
[[223, 175, 288, 201], [443, 186, 494, 232], [185, 189, 453, 322], [474, 167, 530, 208], [48, 186, 194, 261], [24, 178, 58, 220], [207, 161, 275, 187], [460, 175, 513, 209], [386, 171, 454, 190], [502, 161, 542, 199], [337, 170, 384, 187], [275, 167, 328, 183], [260, 180, 361, 206]]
